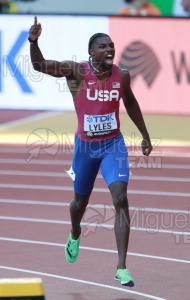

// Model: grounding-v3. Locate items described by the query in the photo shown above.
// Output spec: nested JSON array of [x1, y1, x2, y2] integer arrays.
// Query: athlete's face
[[91, 36, 115, 69]]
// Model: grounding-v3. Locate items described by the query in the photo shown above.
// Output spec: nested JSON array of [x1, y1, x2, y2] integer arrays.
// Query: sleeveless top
[[73, 61, 123, 141]]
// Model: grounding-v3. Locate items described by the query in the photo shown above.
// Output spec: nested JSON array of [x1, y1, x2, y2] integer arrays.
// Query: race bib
[[84, 112, 118, 138]]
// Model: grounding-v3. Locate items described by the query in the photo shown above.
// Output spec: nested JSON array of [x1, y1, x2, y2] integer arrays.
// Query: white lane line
[[0, 266, 166, 300], [0, 170, 68, 177], [0, 183, 189, 197], [132, 175, 190, 182], [0, 158, 71, 165], [0, 216, 189, 235], [0, 147, 190, 158], [0, 237, 189, 265], [1, 170, 190, 183], [128, 190, 190, 197], [0, 198, 190, 217], [0, 158, 190, 170], [0, 199, 189, 214]]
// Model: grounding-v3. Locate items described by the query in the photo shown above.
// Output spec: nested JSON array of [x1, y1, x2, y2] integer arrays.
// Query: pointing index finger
[[34, 16, 37, 26]]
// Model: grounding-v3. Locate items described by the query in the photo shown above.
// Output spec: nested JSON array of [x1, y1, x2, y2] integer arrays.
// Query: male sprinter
[[28, 16, 152, 287]]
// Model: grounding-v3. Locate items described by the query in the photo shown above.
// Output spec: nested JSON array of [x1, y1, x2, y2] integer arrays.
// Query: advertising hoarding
[[0, 15, 189, 114]]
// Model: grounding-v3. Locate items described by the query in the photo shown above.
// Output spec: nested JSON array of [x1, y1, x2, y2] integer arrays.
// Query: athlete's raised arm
[[28, 16, 81, 79]]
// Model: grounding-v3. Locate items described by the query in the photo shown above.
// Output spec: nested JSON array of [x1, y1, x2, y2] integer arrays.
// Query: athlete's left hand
[[141, 137, 153, 156]]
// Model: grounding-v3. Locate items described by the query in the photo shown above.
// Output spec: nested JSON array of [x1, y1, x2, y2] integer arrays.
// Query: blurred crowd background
[[0, 0, 190, 17]]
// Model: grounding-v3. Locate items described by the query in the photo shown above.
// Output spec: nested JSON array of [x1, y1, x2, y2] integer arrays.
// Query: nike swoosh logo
[[88, 82, 96, 85], [119, 174, 127, 177]]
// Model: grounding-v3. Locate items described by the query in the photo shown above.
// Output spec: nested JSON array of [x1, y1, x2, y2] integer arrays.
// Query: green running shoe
[[114, 269, 135, 287], [65, 232, 80, 263]]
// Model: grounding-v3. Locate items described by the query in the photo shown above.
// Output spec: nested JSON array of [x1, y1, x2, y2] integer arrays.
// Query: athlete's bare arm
[[28, 16, 83, 82], [120, 69, 152, 156]]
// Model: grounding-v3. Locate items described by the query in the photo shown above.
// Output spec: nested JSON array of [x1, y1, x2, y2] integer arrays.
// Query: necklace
[[90, 63, 110, 75]]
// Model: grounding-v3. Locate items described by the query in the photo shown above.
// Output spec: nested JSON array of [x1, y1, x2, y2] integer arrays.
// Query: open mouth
[[105, 54, 114, 66]]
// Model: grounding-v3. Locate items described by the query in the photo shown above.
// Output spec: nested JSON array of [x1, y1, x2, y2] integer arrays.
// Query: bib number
[[84, 112, 117, 138]]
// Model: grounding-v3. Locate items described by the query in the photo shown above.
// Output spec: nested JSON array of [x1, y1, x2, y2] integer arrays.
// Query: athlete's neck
[[90, 62, 110, 75]]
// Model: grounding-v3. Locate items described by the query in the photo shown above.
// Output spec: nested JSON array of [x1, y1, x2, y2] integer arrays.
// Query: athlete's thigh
[[72, 136, 101, 195], [100, 133, 129, 186]]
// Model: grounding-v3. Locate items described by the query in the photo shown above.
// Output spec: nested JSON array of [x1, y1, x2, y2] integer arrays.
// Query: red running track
[[0, 144, 190, 300]]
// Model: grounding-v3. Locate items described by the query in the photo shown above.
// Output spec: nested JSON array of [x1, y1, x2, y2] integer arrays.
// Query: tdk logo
[[87, 114, 114, 123], [86, 89, 119, 101], [0, 31, 32, 93]]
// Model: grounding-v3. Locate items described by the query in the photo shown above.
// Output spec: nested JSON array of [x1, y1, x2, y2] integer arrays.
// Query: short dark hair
[[88, 33, 110, 54]]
